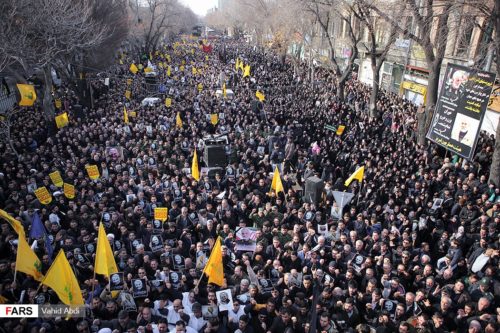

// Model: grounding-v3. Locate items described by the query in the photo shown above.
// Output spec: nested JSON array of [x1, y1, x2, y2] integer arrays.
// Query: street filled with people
[[0, 38, 499, 333]]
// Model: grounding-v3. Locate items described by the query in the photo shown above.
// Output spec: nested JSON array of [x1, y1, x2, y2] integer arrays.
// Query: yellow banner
[[55, 112, 69, 129], [129, 64, 138, 74], [34, 187, 52, 205], [85, 165, 100, 180], [165, 98, 172, 107], [17, 84, 37, 107], [401, 81, 427, 96], [125, 90, 131, 100], [49, 171, 64, 187], [154, 208, 168, 222], [63, 183, 75, 199]]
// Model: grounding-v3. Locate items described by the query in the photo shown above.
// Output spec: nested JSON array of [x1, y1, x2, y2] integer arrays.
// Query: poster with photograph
[[258, 279, 274, 293], [106, 146, 124, 162], [196, 250, 208, 270], [382, 300, 398, 319], [235, 227, 257, 252], [110, 272, 124, 291], [149, 280, 164, 291], [130, 239, 143, 254], [168, 271, 182, 289], [132, 278, 148, 298], [202, 305, 218, 320], [427, 64, 495, 159], [171, 254, 185, 270], [152, 219, 164, 234], [216, 289, 233, 312], [317, 224, 328, 235], [351, 254, 366, 273], [150, 235, 164, 252]]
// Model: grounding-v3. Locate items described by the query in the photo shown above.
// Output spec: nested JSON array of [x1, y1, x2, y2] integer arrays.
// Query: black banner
[[427, 64, 495, 159]]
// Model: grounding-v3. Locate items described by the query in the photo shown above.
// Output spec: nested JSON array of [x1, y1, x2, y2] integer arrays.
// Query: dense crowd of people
[[0, 37, 499, 333]]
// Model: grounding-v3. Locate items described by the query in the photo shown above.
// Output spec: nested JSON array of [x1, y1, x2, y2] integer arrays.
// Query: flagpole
[[356, 181, 363, 207]]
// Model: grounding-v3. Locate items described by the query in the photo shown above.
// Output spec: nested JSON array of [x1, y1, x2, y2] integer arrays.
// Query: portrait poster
[[235, 227, 257, 252], [150, 234, 164, 252], [132, 278, 148, 298], [105, 146, 124, 162], [168, 271, 182, 289], [427, 64, 495, 159], [216, 289, 233, 312], [171, 254, 185, 270], [202, 305, 218, 320], [110, 272, 124, 291], [258, 278, 274, 293]]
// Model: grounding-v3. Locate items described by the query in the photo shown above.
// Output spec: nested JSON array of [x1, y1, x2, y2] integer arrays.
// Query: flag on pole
[[210, 114, 218, 125], [29, 211, 46, 239], [55, 113, 69, 129], [41, 250, 84, 305], [235, 58, 240, 71], [165, 98, 172, 107], [17, 84, 37, 106], [0, 209, 25, 237], [123, 106, 129, 124], [167, 66, 171, 77], [95, 223, 118, 277], [256, 91, 265, 102], [129, 64, 138, 74], [203, 236, 224, 286], [270, 166, 284, 194], [344, 166, 365, 187], [124, 90, 131, 100], [336, 125, 346, 136], [176, 112, 182, 128], [222, 83, 227, 99], [243, 64, 251, 77], [16, 235, 44, 281], [192, 149, 200, 181]]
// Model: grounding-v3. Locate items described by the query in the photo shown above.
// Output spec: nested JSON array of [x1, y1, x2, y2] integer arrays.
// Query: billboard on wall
[[427, 64, 496, 160]]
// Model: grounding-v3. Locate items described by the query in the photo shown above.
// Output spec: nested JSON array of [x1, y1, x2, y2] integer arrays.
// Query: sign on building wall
[[427, 64, 496, 160]]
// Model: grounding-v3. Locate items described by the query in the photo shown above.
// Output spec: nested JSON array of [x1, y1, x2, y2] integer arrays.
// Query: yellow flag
[[119, 59, 123, 65], [41, 250, 84, 305], [235, 58, 240, 70], [238, 60, 244, 71], [256, 91, 265, 102], [197, 83, 203, 92], [154, 208, 168, 222], [85, 165, 100, 180], [129, 111, 137, 118], [203, 236, 224, 286], [0, 209, 25, 237], [223, 83, 227, 99], [125, 90, 131, 100], [17, 84, 37, 106], [123, 106, 129, 124], [158, 62, 164, 69], [176, 112, 182, 128], [243, 65, 251, 77], [345, 166, 365, 187], [16, 235, 44, 281], [167, 66, 171, 77], [192, 67, 197, 75], [336, 125, 345, 136], [210, 114, 218, 125], [34, 187, 52, 205], [126, 78, 132, 86], [55, 99, 62, 109], [55, 112, 69, 129], [192, 149, 200, 181], [49, 170, 64, 187], [129, 63, 138, 74], [165, 98, 172, 107], [270, 166, 284, 194], [180, 65, 185, 72], [63, 183, 75, 199], [144, 67, 153, 73], [138, 63, 144, 70], [95, 223, 118, 277], [166, 54, 171, 62]]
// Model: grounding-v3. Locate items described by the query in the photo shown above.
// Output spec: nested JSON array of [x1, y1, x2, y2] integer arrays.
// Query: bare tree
[[304, 0, 361, 101], [351, 0, 399, 118], [0, 0, 111, 120], [358, 0, 457, 144]]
